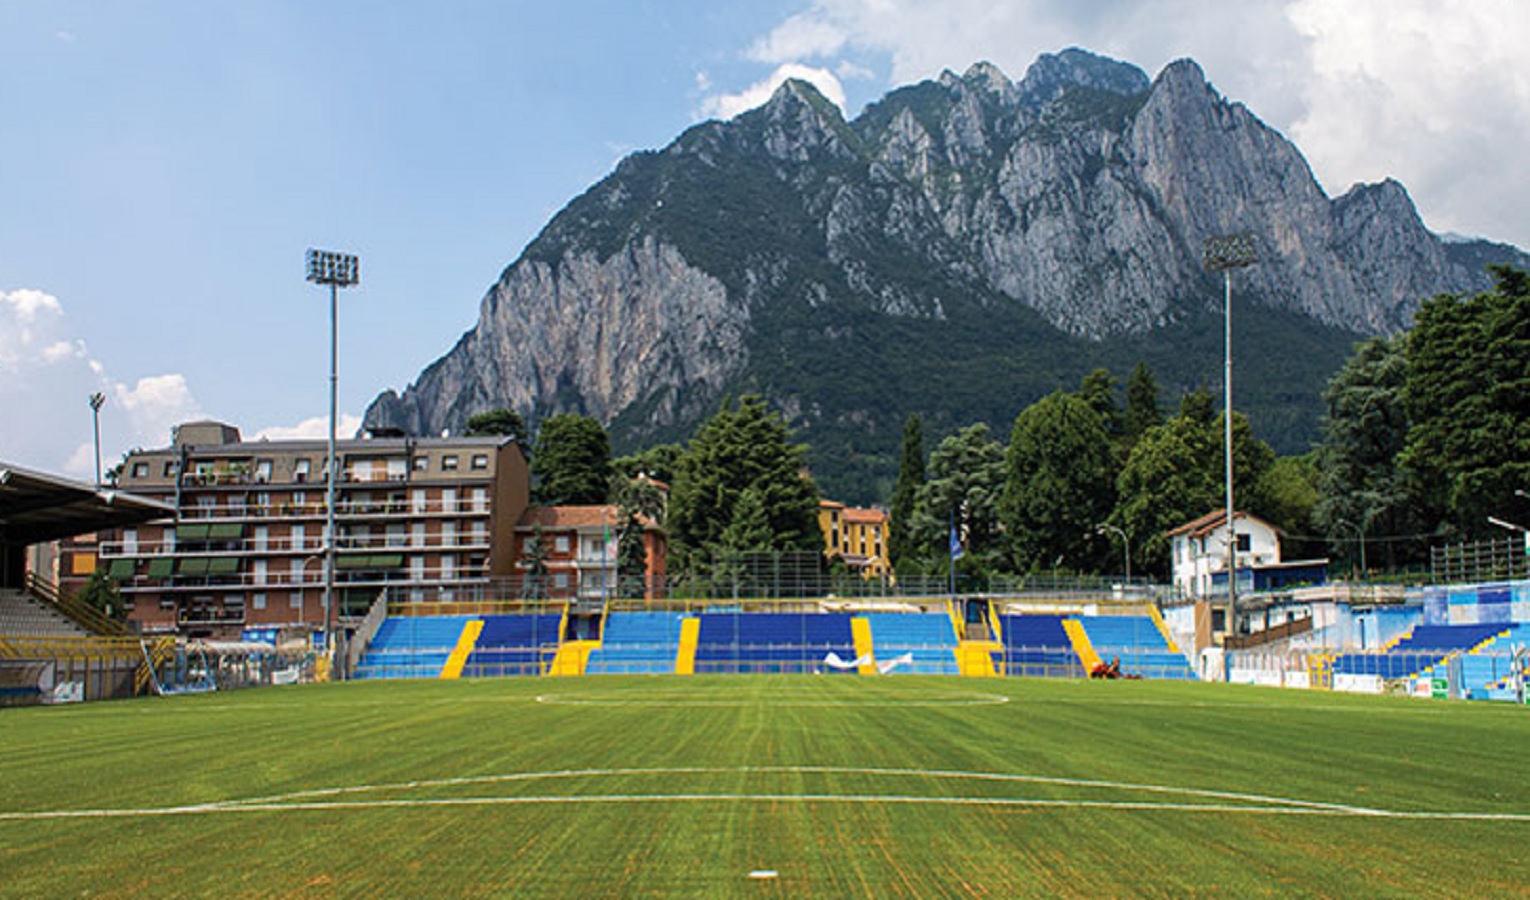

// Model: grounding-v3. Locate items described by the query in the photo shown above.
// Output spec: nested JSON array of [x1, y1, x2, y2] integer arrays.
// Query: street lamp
[[1096, 523, 1131, 584], [88, 392, 106, 487], [1335, 518, 1367, 580], [1203, 232, 1258, 641], [306, 248, 359, 674]]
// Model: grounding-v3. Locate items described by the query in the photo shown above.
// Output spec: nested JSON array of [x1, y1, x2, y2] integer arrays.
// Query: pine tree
[[888, 414, 924, 566]]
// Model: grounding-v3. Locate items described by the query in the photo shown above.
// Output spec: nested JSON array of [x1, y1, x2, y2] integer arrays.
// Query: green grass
[[2, 676, 1528, 898]]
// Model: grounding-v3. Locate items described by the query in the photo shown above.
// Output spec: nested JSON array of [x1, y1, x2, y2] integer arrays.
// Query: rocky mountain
[[366, 48, 1528, 502]]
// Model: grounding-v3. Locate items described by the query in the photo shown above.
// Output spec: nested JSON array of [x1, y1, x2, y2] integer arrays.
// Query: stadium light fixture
[[1203, 232, 1257, 649], [306, 248, 359, 676], [1095, 523, 1130, 583], [88, 392, 106, 487]]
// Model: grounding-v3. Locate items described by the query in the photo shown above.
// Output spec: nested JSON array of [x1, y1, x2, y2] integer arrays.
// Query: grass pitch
[[2, 676, 1528, 898]]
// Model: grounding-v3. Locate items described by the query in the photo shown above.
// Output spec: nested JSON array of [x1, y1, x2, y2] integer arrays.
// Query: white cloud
[[747, 12, 849, 63], [41, 340, 84, 364], [252, 413, 365, 443], [699, 63, 849, 120], [0, 287, 203, 477]]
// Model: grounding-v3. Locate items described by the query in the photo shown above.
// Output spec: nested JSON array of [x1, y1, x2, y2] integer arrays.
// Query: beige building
[[64, 420, 528, 639], [818, 500, 891, 579]]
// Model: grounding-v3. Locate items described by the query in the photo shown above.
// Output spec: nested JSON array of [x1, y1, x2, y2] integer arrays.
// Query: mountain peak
[[1018, 47, 1150, 108]]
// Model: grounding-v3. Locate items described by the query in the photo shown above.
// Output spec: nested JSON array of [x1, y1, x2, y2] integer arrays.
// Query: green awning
[[106, 558, 136, 579], [208, 522, 244, 540], [207, 557, 240, 575], [176, 523, 210, 541], [146, 558, 174, 578], [336, 554, 405, 570], [178, 558, 210, 575]]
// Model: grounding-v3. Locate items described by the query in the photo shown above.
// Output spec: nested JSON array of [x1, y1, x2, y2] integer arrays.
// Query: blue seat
[[353, 615, 474, 680], [693, 613, 856, 674], [863, 612, 959, 675], [586, 612, 689, 675]]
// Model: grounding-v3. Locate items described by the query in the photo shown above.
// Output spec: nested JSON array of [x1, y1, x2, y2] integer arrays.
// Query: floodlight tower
[[1203, 232, 1257, 652], [89, 392, 106, 487], [306, 248, 359, 672]]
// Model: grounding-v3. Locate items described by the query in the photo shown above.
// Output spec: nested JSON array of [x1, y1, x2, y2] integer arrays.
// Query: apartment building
[[67, 420, 528, 639], [512, 505, 667, 602]]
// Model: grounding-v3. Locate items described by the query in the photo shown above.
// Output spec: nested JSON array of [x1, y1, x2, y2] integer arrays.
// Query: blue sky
[[5, 0, 1529, 479]]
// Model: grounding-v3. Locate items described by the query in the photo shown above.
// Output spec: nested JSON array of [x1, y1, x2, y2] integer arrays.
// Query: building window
[[163, 461, 179, 477], [252, 593, 267, 611], [1236, 534, 1252, 553], [131, 462, 149, 478], [413, 456, 428, 472], [294, 459, 311, 483], [442, 455, 459, 471], [289, 592, 303, 609], [255, 459, 272, 483], [555, 535, 570, 554], [471, 454, 488, 470]]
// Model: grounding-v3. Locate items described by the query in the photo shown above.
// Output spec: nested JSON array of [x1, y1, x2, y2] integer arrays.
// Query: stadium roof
[[0, 462, 175, 546]]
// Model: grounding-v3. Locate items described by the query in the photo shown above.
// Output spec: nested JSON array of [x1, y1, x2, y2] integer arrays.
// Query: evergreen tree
[[908, 424, 1007, 576], [1123, 362, 1163, 442], [667, 396, 821, 573], [531, 414, 613, 505], [887, 414, 925, 566], [1076, 368, 1122, 438], [1000, 391, 1117, 572], [615, 511, 649, 598], [464, 408, 528, 443], [519, 525, 550, 599], [1312, 334, 1421, 569], [1399, 266, 1530, 539], [1113, 400, 1275, 578]]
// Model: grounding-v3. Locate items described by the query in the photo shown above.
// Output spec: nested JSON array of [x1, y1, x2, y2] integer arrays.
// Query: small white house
[[1166, 510, 1282, 599]]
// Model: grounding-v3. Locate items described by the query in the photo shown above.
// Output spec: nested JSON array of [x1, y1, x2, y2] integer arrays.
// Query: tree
[[612, 443, 684, 484], [615, 510, 650, 598], [887, 414, 924, 567], [519, 525, 550, 599], [531, 414, 613, 505], [1076, 368, 1122, 438], [76, 570, 124, 621], [1256, 455, 1321, 561], [1000, 391, 1116, 572], [1123, 362, 1163, 444], [1399, 266, 1530, 540], [1312, 334, 1422, 570], [907, 423, 1007, 576], [464, 408, 528, 444], [666, 396, 821, 572], [1113, 394, 1275, 578]]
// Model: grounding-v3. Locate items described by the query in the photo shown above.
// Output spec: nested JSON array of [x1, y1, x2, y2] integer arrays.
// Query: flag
[[949, 521, 964, 562]]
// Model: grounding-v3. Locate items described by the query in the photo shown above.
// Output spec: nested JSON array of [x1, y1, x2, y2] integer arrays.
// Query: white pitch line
[[6, 765, 1527, 824], [533, 693, 1011, 708], [6, 792, 1530, 823]]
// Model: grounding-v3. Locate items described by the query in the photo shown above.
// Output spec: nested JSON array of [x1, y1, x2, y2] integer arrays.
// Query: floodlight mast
[[306, 249, 359, 678], [1203, 233, 1257, 659], [89, 392, 106, 487]]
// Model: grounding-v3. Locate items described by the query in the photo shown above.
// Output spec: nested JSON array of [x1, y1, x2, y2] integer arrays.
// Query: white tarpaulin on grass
[[821, 651, 916, 674]]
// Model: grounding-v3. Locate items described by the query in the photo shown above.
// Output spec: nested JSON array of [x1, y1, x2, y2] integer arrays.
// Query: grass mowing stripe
[[3, 675, 1528, 899]]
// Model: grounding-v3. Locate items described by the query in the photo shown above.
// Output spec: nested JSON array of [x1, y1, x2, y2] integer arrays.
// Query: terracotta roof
[[516, 505, 659, 530], [842, 507, 887, 525], [1164, 509, 1274, 539], [819, 499, 846, 510]]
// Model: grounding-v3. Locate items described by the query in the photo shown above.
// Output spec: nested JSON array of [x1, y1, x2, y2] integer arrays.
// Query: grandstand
[[1331, 622, 1509, 680]]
